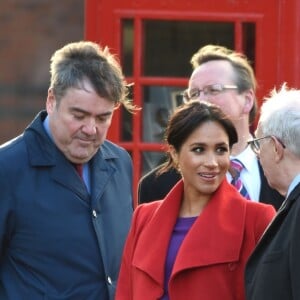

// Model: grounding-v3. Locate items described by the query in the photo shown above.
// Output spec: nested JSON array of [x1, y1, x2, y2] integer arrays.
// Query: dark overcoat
[[0, 111, 133, 299], [245, 182, 300, 300]]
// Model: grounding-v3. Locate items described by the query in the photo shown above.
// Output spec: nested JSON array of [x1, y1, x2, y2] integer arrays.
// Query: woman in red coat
[[116, 101, 275, 300]]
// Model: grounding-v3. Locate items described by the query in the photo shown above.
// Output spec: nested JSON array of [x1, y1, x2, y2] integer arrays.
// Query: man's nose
[[82, 119, 97, 135], [198, 94, 211, 102]]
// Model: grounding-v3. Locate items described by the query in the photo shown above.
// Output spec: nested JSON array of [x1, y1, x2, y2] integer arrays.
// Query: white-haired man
[[245, 83, 300, 299]]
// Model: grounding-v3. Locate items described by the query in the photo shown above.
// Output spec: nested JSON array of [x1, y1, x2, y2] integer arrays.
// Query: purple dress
[[160, 216, 197, 300]]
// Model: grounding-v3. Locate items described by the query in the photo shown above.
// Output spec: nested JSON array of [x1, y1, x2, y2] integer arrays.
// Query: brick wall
[[0, 0, 84, 143]]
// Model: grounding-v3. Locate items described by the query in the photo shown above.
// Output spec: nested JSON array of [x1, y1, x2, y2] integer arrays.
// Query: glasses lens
[[205, 84, 223, 95], [189, 88, 200, 100]]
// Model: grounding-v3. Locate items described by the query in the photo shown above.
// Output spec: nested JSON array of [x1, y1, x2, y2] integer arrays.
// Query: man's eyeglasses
[[247, 135, 286, 155], [182, 83, 238, 102]]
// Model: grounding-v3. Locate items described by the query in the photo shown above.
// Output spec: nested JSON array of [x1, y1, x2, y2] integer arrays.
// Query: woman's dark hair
[[158, 100, 238, 174]]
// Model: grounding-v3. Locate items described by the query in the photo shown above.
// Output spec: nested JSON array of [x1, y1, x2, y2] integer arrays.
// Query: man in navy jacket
[[0, 41, 135, 299]]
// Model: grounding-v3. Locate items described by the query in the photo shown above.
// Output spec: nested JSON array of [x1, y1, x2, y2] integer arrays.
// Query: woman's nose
[[205, 153, 218, 166]]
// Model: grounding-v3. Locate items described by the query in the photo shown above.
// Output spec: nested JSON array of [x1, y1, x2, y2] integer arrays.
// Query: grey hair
[[259, 83, 300, 157], [49, 41, 136, 112]]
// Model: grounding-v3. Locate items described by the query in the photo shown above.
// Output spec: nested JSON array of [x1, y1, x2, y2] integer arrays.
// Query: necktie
[[230, 159, 250, 199], [74, 164, 83, 179]]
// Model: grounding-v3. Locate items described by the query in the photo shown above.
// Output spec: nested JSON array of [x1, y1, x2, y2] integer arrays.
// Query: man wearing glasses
[[138, 44, 284, 210], [245, 84, 300, 299]]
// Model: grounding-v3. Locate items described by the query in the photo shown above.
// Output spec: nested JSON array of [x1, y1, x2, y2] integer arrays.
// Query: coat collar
[[23, 111, 117, 199], [24, 111, 119, 165], [254, 182, 300, 247], [246, 182, 300, 280], [133, 179, 248, 286]]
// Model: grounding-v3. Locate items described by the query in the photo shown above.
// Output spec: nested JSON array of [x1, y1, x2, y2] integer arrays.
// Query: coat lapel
[[132, 182, 183, 287], [133, 180, 247, 286], [89, 151, 116, 203], [24, 110, 92, 201], [173, 180, 246, 274], [248, 183, 300, 263], [50, 154, 89, 200], [246, 183, 300, 288]]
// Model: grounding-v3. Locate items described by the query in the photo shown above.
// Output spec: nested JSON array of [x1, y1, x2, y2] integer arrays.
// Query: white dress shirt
[[227, 145, 261, 202]]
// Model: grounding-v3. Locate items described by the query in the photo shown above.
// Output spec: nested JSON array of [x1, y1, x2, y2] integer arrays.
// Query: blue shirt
[[43, 116, 91, 193], [287, 173, 300, 198]]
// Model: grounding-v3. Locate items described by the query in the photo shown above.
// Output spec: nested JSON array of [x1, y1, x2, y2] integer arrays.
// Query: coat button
[[92, 210, 97, 218], [107, 276, 112, 285]]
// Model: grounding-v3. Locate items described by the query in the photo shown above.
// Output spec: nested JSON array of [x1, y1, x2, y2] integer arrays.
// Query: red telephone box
[[85, 0, 300, 205]]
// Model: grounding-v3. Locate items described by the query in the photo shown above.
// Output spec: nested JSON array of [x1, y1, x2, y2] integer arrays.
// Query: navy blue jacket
[[0, 111, 133, 299]]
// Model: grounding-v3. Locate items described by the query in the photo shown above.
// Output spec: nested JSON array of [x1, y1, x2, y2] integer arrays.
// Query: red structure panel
[[84, 0, 300, 205]]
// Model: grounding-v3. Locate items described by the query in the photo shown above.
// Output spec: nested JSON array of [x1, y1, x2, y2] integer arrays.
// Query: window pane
[[144, 20, 234, 76], [120, 106, 133, 141], [121, 19, 134, 76], [120, 83, 134, 141], [142, 86, 184, 143], [242, 22, 256, 70], [141, 151, 166, 176]]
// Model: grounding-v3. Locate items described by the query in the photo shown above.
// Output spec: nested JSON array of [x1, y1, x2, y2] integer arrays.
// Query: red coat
[[116, 179, 275, 300]]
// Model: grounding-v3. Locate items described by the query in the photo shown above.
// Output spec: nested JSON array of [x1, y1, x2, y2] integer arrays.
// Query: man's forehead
[[191, 61, 235, 81]]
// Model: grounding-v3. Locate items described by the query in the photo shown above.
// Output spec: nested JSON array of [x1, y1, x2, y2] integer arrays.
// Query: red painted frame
[[84, 0, 300, 205]]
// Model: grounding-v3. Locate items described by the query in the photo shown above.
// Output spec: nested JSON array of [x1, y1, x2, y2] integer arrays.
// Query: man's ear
[[273, 137, 285, 162], [46, 88, 56, 113], [242, 89, 255, 114]]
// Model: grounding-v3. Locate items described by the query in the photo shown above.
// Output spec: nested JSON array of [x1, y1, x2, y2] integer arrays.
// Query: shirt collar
[[230, 145, 256, 171], [287, 173, 300, 198], [43, 115, 53, 141]]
